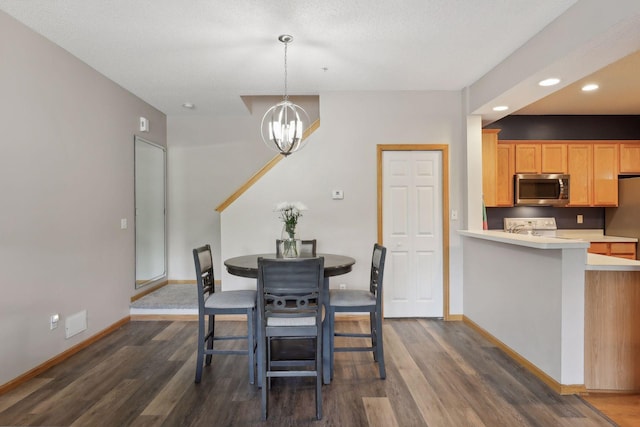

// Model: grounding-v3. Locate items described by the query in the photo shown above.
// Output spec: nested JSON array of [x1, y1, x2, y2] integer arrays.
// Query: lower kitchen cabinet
[[585, 270, 640, 391], [588, 242, 637, 260]]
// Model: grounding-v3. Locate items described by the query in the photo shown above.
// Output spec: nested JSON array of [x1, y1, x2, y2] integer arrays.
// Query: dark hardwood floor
[[0, 318, 617, 426]]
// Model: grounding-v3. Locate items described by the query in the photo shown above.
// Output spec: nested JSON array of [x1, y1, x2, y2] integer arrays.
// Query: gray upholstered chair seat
[[329, 289, 375, 307], [266, 316, 316, 326], [205, 290, 256, 309]]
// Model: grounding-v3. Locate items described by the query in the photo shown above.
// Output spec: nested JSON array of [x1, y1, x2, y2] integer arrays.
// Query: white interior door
[[382, 150, 443, 317]]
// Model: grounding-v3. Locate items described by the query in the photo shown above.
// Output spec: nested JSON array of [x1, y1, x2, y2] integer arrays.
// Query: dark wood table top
[[224, 253, 356, 279]]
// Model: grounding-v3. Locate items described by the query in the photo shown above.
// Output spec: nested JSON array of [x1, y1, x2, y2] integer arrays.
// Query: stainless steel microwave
[[514, 174, 570, 206]]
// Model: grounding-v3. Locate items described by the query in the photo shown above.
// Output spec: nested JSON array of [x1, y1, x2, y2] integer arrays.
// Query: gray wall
[[0, 11, 166, 386]]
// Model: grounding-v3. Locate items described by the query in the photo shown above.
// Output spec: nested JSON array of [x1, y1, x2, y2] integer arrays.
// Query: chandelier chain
[[283, 40, 289, 101]]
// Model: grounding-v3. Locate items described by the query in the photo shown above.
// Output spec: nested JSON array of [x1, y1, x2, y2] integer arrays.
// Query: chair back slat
[[258, 257, 324, 322], [193, 245, 215, 309], [369, 244, 387, 300]]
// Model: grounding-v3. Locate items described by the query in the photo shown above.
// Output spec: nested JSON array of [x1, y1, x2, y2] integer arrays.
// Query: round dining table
[[224, 253, 356, 279], [224, 253, 356, 386]]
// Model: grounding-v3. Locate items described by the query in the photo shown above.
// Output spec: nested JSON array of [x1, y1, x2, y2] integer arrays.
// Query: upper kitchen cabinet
[[514, 143, 568, 174], [541, 144, 567, 173], [567, 144, 593, 206], [593, 144, 619, 206], [496, 143, 515, 206], [514, 144, 541, 173], [619, 142, 640, 174], [482, 129, 500, 207], [482, 130, 514, 207]]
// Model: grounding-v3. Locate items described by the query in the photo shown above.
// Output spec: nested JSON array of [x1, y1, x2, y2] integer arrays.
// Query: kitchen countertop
[[586, 253, 640, 271], [555, 229, 638, 243], [459, 229, 640, 271], [458, 230, 590, 250]]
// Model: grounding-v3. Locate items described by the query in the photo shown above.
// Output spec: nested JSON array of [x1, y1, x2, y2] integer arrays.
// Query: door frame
[[376, 144, 451, 320]]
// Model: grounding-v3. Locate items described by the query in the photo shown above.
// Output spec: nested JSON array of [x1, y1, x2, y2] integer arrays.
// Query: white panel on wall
[[417, 251, 435, 301], [415, 159, 434, 176], [390, 186, 408, 235], [389, 251, 409, 302], [390, 159, 409, 176], [416, 186, 434, 235]]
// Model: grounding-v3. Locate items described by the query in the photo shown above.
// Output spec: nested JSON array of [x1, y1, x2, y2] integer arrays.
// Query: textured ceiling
[[0, 0, 580, 116]]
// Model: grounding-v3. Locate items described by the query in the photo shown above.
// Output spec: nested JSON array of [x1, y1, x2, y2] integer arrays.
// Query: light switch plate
[[332, 190, 344, 200], [139, 117, 149, 132]]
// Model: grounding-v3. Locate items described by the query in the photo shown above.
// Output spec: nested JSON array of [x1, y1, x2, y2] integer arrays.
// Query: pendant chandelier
[[261, 35, 310, 157]]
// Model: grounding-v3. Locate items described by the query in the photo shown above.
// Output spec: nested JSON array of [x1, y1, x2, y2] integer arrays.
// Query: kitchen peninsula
[[459, 230, 640, 394]]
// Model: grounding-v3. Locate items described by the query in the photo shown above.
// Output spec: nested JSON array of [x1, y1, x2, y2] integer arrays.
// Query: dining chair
[[326, 243, 387, 381], [192, 244, 257, 384], [257, 257, 325, 420], [275, 239, 317, 257]]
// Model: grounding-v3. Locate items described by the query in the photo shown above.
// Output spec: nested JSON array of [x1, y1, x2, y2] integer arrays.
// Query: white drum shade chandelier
[[261, 35, 310, 157]]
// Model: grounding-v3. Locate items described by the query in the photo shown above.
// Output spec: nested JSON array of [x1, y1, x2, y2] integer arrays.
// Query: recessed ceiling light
[[182, 102, 195, 109], [538, 78, 561, 87], [582, 83, 599, 92], [492, 105, 509, 111]]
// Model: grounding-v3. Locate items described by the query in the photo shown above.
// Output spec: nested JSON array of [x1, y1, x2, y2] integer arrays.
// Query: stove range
[[503, 217, 558, 236]]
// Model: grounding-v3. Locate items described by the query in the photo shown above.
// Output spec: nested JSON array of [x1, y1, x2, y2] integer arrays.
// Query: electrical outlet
[[577, 214, 583, 224], [50, 314, 59, 330], [339, 283, 347, 290]]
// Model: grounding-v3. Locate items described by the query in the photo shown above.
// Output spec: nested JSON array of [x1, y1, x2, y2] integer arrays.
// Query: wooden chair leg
[[370, 312, 377, 362], [247, 308, 255, 385], [260, 348, 268, 420], [329, 308, 336, 381], [195, 315, 205, 383], [317, 333, 323, 420], [375, 312, 386, 379], [205, 314, 214, 365]]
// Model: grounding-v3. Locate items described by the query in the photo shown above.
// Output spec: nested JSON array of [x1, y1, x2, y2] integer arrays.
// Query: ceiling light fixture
[[261, 35, 310, 157], [492, 105, 509, 112], [538, 78, 561, 87], [582, 83, 599, 92], [182, 102, 195, 109]]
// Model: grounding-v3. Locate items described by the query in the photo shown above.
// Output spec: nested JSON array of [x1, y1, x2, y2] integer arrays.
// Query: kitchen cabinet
[[541, 144, 567, 173], [490, 138, 622, 207], [514, 144, 541, 173], [482, 130, 499, 207], [585, 270, 640, 391], [496, 143, 514, 206], [567, 144, 593, 206], [514, 143, 567, 174], [593, 144, 619, 206], [588, 242, 636, 260], [619, 142, 640, 174]]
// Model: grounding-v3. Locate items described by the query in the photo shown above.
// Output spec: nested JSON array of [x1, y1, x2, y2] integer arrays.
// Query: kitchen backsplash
[[486, 206, 605, 230]]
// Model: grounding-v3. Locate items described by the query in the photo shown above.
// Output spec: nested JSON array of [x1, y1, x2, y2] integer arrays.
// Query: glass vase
[[280, 226, 300, 258]]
